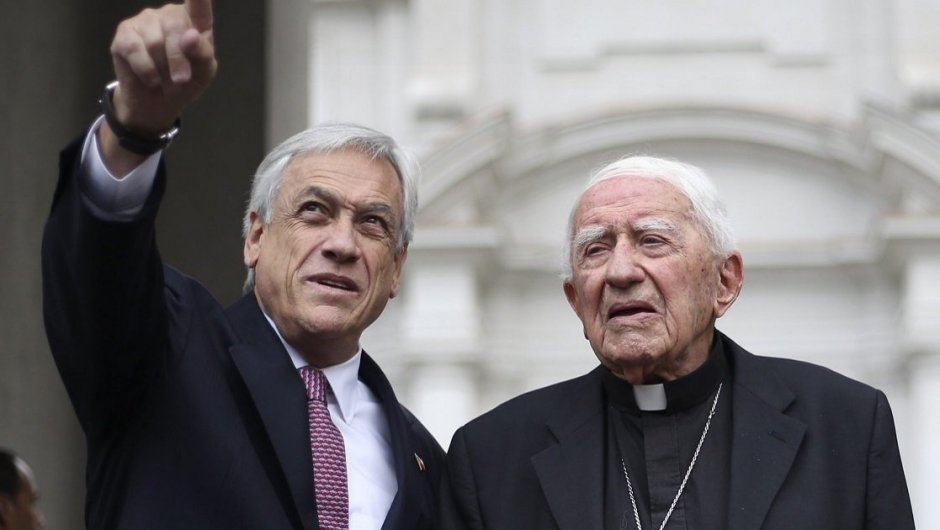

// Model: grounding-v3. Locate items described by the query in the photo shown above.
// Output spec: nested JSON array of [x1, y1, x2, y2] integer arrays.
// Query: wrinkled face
[[244, 148, 407, 366], [563, 177, 742, 384], [1, 465, 44, 530]]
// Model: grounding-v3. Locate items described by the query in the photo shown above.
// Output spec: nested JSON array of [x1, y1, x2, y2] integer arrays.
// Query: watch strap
[[99, 81, 181, 155]]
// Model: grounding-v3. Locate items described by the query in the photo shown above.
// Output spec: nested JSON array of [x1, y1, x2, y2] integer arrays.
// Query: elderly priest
[[439, 156, 914, 530]]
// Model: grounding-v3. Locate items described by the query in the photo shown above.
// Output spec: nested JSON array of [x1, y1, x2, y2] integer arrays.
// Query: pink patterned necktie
[[299, 367, 349, 530]]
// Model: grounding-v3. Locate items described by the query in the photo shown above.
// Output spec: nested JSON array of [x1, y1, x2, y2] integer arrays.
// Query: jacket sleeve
[[41, 132, 171, 441], [439, 427, 486, 530], [865, 390, 915, 530]]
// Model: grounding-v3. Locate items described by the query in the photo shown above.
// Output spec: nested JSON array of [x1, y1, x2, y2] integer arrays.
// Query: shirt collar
[[603, 331, 726, 413], [261, 312, 362, 424]]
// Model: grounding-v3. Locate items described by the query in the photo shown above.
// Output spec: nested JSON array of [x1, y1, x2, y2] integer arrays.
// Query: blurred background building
[[3, 0, 939, 527]]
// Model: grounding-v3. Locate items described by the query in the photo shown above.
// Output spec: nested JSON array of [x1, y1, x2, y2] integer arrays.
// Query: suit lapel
[[724, 336, 806, 530], [358, 352, 429, 530], [532, 368, 607, 530], [226, 294, 317, 530]]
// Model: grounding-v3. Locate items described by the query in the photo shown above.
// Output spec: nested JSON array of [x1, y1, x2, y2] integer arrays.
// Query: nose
[[605, 241, 645, 287], [321, 218, 361, 263]]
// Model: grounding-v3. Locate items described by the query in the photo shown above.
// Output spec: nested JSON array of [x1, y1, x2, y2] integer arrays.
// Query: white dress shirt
[[79, 121, 398, 529], [268, 314, 398, 530], [79, 117, 162, 218]]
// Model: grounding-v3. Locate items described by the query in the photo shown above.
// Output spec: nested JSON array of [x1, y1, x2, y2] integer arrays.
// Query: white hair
[[562, 155, 736, 280], [242, 122, 420, 292]]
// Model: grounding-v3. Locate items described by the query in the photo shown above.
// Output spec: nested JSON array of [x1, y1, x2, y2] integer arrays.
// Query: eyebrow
[[572, 218, 684, 255], [293, 185, 399, 228], [360, 203, 396, 218], [572, 225, 608, 255], [295, 186, 395, 213], [293, 185, 338, 206], [633, 218, 680, 234]]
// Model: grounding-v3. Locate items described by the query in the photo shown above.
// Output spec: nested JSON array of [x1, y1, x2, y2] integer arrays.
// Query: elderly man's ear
[[713, 251, 744, 318], [243, 211, 263, 269]]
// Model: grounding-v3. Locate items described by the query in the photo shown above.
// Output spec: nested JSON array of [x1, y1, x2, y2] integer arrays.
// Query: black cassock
[[603, 339, 731, 530]]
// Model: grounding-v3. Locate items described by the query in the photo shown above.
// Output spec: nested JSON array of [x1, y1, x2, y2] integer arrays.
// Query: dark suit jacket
[[440, 332, 914, 529], [42, 137, 445, 530]]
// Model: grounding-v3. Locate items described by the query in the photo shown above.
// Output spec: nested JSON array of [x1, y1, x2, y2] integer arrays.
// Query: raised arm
[[100, 0, 217, 176], [43, 0, 218, 434]]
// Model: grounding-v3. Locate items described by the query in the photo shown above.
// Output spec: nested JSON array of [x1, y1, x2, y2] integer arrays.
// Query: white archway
[[360, 105, 940, 524]]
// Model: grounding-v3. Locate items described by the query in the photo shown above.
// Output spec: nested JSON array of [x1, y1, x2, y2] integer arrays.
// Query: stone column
[[907, 352, 940, 528], [401, 256, 482, 444], [901, 253, 940, 528], [398, 227, 497, 444]]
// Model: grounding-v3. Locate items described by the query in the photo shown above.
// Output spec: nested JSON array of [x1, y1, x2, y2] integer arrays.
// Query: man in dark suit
[[440, 156, 914, 529], [42, 1, 443, 528]]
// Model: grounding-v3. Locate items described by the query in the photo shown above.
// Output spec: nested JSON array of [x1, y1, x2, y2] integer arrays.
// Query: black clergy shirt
[[603, 336, 732, 530]]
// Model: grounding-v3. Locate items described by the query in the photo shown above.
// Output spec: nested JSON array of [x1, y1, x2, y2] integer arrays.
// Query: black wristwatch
[[99, 80, 181, 155]]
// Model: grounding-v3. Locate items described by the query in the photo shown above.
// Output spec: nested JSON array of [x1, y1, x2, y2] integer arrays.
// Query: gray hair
[[562, 155, 736, 280], [242, 122, 420, 292]]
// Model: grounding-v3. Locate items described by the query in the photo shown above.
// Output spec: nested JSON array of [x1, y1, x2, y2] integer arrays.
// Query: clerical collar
[[602, 334, 726, 413]]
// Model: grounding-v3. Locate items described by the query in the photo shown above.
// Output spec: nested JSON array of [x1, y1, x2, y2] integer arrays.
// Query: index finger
[[185, 0, 213, 32]]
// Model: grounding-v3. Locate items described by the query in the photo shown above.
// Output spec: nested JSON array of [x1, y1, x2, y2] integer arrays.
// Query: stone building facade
[[271, 0, 940, 525]]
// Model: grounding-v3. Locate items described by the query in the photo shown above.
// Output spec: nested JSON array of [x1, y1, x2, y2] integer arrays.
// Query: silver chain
[[620, 381, 723, 530]]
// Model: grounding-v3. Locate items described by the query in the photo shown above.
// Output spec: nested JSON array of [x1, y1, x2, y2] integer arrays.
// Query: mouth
[[307, 273, 359, 293], [607, 301, 657, 320]]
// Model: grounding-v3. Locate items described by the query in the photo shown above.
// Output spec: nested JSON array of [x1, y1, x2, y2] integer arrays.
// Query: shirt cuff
[[80, 115, 162, 221]]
